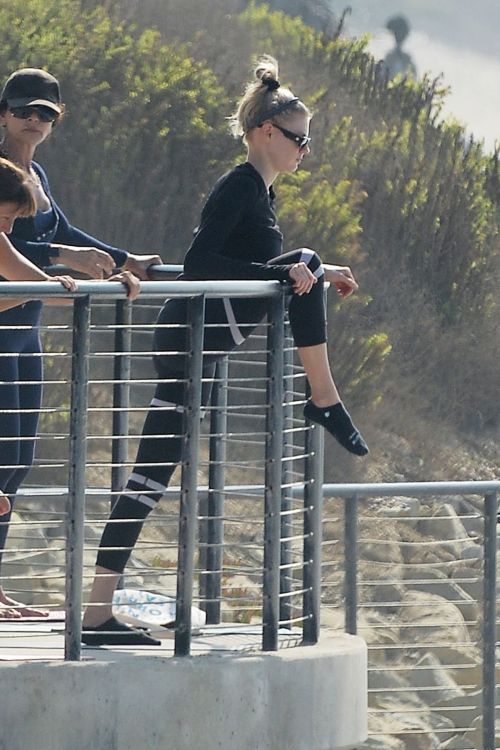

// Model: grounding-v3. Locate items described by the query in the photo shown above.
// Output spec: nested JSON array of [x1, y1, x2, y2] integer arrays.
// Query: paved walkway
[[0, 614, 303, 661]]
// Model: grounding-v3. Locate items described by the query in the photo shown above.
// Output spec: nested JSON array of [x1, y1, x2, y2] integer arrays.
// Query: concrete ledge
[[0, 632, 367, 750]]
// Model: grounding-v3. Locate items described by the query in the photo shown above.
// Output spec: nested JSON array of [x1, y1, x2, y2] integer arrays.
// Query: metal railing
[[0, 271, 324, 661], [1, 271, 498, 748], [320, 482, 499, 750]]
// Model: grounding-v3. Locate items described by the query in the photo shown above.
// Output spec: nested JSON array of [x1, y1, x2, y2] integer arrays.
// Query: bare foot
[[0, 491, 10, 516], [0, 593, 49, 618], [0, 605, 22, 619]]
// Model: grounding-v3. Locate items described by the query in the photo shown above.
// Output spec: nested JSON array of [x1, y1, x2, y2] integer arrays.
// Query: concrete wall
[[0, 633, 367, 750]]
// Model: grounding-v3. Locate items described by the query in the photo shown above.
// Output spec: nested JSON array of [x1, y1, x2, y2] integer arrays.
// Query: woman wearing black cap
[[0, 67, 145, 619], [82, 55, 368, 646], [0, 68, 161, 278]]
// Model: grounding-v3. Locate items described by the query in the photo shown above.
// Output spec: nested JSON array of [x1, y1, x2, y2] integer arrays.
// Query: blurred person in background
[[382, 15, 417, 80]]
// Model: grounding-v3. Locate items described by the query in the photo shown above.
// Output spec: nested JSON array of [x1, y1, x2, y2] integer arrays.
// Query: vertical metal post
[[344, 495, 359, 635], [482, 492, 497, 750], [262, 291, 285, 651], [280, 328, 294, 628], [111, 299, 132, 498], [175, 294, 205, 656], [201, 356, 228, 624], [65, 296, 90, 661], [302, 400, 325, 644]]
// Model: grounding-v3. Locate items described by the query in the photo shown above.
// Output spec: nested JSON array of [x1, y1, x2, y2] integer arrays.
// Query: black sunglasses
[[9, 105, 58, 123], [272, 122, 311, 149]]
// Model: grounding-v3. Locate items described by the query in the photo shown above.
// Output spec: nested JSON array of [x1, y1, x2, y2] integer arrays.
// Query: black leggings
[[96, 249, 326, 573]]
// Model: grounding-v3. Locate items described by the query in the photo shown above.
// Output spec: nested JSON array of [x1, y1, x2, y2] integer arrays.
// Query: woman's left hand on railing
[[124, 253, 163, 280], [49, 244, 116, 279], [323, 264, 359, 298]]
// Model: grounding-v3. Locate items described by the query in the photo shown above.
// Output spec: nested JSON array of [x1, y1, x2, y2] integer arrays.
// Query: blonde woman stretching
[[82, 55, 368, 646]]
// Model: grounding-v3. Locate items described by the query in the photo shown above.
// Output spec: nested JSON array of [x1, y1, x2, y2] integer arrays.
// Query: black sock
[[304, 400, 369, 456]]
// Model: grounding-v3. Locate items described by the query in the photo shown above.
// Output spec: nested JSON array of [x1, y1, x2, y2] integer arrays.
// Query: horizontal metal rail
[[15, 480, 500, 499], [0, 279, 283, 299], [322, 481, 500, 496]]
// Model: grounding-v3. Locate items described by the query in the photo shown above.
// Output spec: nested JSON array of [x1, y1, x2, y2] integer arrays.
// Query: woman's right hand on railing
[[289, 261, 317, 296], [41, 273, 77, 305], [51, 274, 78, 291], [107, 270, 141, 300]]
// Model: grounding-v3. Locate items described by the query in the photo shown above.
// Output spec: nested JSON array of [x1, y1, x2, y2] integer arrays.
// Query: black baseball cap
[[1, 68, 62, 114]]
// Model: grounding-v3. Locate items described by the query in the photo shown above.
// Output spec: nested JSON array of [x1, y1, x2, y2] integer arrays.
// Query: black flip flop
[[82, 616, 161, 646]]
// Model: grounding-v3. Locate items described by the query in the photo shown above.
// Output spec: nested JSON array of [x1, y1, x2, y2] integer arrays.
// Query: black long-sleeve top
[[8, 161, 128, 269], [183, 162, 292, 282]]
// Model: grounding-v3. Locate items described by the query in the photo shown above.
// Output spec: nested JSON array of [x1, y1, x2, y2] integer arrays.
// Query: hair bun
[[263, 77, 280, 92]]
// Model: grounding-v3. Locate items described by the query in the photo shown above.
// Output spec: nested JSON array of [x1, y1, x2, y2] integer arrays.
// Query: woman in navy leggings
[[0, 157, 78, 614], [82, 55, 368, 645], [0, 155, 139, 620]]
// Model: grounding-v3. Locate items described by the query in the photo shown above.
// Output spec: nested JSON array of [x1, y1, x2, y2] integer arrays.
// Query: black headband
[[254, 96, 300, 128]]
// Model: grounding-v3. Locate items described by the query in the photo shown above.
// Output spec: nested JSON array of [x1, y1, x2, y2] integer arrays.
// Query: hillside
[[94, 0, 500, 484], [1, 0, 494, 484]]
